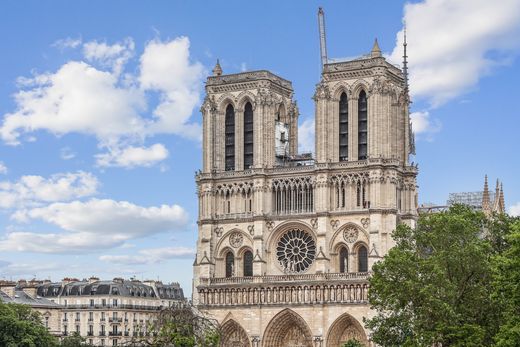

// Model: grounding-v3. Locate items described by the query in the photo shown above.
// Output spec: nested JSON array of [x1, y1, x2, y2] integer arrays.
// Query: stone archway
[[263, 309, 313, 347], [326, 313, 368, 347], [221, 319, 251, 347]]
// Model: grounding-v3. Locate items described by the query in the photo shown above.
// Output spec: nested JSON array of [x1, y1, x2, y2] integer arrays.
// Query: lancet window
[[243, 250, 253, 277], [243, 102, 254, 169], [358, 245, 368, 272], [272, 177, 315, 215], [339, 92, 349, 161], [225, 104, 235, 171], [358, 90, 368, 160], [225, 251, 235, 278], [339, 246, 349, 273]]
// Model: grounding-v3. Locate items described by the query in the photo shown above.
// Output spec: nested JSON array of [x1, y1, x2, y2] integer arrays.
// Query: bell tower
[[200, 63, 299, 174], [315, 39, 414, 165]]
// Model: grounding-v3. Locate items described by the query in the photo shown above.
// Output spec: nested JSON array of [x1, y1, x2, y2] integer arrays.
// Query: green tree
[[130, 303, 220, 346], [342, 339, 364, 347], [60, 332, 90, 346], [365, 205, 515, 347], [0, 301, 59, 347], [492, 220, 520, 346]]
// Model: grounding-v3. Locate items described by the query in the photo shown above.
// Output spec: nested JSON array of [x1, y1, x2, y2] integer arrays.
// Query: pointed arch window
[[358, 245, 368, 272], [225, 104, 235, 171], [358, 90, 368, 160], [243, 250, 253, 277], [339, 246, 348, 273], [339, 92, 349, 161], [225, 251, 235, 278], [243, 102, 254, 169]]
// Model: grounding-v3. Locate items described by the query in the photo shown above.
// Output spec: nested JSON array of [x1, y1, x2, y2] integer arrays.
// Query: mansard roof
[[36, 278, 184, 300]]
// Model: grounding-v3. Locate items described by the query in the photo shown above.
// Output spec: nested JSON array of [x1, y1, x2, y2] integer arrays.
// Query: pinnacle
[[371, 38, 382, 58], [212, 59, 223, 76]]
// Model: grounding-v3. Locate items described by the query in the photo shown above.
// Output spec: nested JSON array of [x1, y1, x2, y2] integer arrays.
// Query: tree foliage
[[492, 220, 520, 346], [365, 205, 518, 347], [342, 339, 364, 347], [0, 301, 59, 347], [130, 303, 220, 346]]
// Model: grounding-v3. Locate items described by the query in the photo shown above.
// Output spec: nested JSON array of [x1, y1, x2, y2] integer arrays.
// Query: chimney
[[0, 281, 17, 298], [88, 276, 99, 284], [21, 285, 38, 299]]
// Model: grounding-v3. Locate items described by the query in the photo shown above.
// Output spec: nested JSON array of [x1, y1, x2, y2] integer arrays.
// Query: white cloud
[[60, 147, 76, 160], [12, 199, 188, 237], [509, 202, 520, 217], [410, 111, 442, 136], [389, 0, 520, 106], [52, 37, 82, 50], [95, 143, 168, 168], [298, 118, 315, 153], [2, 199, 188, 253], [0, 162, 7, 174], [0, 171, 98, 209], [0, 260, 63, 277], [1, 37, 204, 164], [83, 38, 134, 75], [1, 61, 146, 146], [139, 37, 204, 141], [99, 246, 195, 265]]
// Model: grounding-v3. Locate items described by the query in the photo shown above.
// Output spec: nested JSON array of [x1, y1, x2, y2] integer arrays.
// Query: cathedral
[[193, 25, 418, 346]]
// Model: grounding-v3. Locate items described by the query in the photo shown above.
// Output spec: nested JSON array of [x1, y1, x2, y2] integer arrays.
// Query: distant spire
[[499, 182, 505, 213], [402, 23, 409, 96], [482, 175, 491, 216], [492, 179, 501, 213], [212, 59, 222, 76], [371, 38, 382, 58]]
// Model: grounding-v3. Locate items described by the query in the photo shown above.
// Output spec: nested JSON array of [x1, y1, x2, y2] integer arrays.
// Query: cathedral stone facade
[[193, 41, 418, 347]]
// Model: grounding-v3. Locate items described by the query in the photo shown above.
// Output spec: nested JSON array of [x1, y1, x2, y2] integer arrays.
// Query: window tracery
[[276, 228, 316, 273]]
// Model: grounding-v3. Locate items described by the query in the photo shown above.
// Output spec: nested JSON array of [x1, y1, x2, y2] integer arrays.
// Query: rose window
[[276, 228, 316, 273]]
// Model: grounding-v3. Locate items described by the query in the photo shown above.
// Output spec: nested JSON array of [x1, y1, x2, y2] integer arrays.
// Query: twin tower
[[194, 40, 418, 347]]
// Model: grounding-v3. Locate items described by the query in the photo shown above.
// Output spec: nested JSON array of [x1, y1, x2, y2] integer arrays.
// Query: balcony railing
[[99, 332, 106, 336], [109, 317, 123, 323], [109, 331, 122, 336], [199, 272, 370, 286]]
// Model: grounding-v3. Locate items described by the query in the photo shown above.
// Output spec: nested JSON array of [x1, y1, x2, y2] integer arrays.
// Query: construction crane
[[318, 7, 328, 71]]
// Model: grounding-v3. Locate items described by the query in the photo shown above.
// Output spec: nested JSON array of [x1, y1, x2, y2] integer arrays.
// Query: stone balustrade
[[197, 273, 369, 307]]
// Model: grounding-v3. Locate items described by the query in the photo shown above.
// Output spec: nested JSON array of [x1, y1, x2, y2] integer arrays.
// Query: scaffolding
[[447, 191, 496, 209]]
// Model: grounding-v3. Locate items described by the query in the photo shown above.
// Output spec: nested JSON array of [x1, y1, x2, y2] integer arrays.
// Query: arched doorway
[[220, 319, 250, 347], [326, 313, 368, 347], [263, 309, 313, 347]]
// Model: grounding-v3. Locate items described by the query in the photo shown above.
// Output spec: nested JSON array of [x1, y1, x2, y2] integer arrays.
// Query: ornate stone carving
[[214, 227, 224, 238], [247, 225, 254, 236], [361, 218, 370, 229], [313, 82, 331, 100], [266, 221, 275, 231], [229, 232, 243, 248], [310, 218, 318, 229], [343, 226, 359, 243], [330, 219, 340, 229]]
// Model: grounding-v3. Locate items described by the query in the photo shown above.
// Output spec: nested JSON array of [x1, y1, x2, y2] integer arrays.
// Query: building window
[[358, 90, 368, 160], [76, 325, 80, 333], [225, 104, 235, 171], [90, 299, 94, 307], [225, 251, 234, 278], [243, 250, 253, 277], [339, 92, 348, 161], [101, 311, 105, 321], [358, 245, 368, 272], [339, 247, 348, 273], [101, 339, 105, 346], [45, 316, 49, 328], [244, 102, 254, 169], [113, 299, 118, 307], [76, 312, 80, 321]]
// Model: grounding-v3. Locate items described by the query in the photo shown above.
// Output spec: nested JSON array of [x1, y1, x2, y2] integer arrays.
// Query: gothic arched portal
[[262, 309, 313, 347], [326, 313, 368, 347], [220, 319, 250, 347]]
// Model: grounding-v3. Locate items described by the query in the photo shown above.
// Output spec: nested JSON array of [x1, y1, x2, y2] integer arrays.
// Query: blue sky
[[0, 0, 519, 296]]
